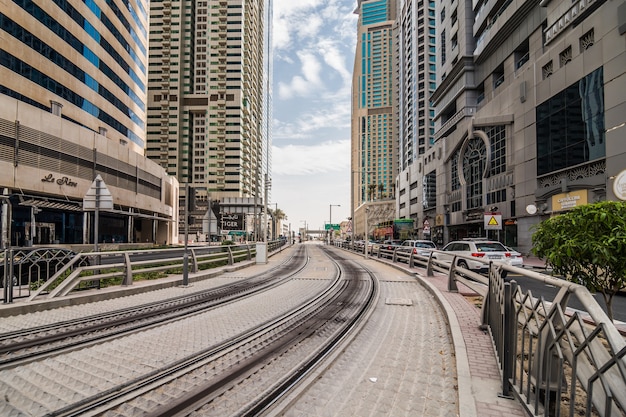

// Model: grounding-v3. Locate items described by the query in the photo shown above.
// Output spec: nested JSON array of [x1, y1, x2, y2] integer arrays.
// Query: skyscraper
[[147, 0, 272, 238], [1, 0, 149, 154], [351, 0, 399, 240], [0, 0, 177, 246], [397, 0, 437, 170]]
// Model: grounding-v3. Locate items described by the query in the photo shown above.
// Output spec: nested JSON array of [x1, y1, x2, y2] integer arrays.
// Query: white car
[[505, 246, 524, 267], [399, 240, 437, 256], [433, 240, 513, 273]]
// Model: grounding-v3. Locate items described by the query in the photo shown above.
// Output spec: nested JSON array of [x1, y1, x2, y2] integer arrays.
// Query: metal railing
[[2, 240, 287, 303], [334, 241, 626, 417]]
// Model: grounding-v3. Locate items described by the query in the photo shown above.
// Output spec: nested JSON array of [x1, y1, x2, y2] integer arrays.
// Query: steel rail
[[0, 246, 309, 368], [44, 246, 343, 417]]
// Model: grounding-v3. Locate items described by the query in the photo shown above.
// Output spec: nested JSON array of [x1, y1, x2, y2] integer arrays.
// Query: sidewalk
[[378, 257, 528, 417]]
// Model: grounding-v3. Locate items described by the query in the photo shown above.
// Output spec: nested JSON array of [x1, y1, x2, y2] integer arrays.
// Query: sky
[[270, 0, 358, 233]]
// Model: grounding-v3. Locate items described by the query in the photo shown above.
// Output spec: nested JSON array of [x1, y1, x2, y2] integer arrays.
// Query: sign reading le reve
[[221, 213, 244, 231]]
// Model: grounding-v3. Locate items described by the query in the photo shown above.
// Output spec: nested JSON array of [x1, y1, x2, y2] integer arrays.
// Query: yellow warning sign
[[484, 212, 502, 230]]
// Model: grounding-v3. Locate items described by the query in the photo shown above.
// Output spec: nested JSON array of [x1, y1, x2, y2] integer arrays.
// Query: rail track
[[0, 245, 379, 417], [0, 245, 309, 368]]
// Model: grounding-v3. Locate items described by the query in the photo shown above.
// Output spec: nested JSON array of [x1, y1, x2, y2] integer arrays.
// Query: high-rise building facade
[[351, 0, 399, 240], [1, 0, 178, 247], [147, 0, 272, 239], [394, 0, 438, 240], [1, 0, 149, 154], [397, 0, 625, 251], [397, 0, 437, 170]]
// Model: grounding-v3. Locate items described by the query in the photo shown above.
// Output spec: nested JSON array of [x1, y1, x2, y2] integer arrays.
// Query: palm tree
[[368, 184, 377, 200], [272, 208, 286, 239], [378, 183, 385, 199]]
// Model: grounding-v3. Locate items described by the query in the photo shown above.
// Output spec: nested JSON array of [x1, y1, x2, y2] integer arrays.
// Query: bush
[[532, 201, 626, 321]]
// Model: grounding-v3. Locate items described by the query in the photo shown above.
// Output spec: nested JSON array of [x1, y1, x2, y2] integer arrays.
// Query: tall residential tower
[[147, 0, 272, 239], [351, 0, 399, 240]]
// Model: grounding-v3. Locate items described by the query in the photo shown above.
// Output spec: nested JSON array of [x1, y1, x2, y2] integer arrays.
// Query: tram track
[[106, 247, 379, 417], [0, 246, 309, 369], [0, 245, 379, 417]]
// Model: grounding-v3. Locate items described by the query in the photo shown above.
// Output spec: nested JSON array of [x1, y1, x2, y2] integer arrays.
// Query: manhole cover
[[385, 298, 413, 306]]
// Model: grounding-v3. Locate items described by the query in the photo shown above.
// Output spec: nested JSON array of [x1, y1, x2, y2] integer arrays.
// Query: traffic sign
[[324, 224, 340, 230], [83, 175, 113, 210], [484, 212, 502, 230]]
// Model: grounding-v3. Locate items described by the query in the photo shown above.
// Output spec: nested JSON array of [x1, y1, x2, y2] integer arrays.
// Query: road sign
[[83, 175, 113, 210], [484, 212, 502, 230], [324, 224, 340, 230]]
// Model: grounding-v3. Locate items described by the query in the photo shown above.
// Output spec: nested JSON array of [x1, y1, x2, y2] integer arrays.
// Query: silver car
[[399, 240, 437, 256], [433, 240, 513, 272]]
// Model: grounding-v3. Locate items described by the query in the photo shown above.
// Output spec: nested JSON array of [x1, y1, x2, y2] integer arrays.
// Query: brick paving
[[394, 263, 527, 417]]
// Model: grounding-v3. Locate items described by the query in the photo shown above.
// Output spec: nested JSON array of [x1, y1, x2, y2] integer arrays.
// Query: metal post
[[30, 206, 36, 246], [182, 184, 189, 286], [329, 204, 340, 245], [94, 178, 100, 252], [263, 173, 268, 243], [364, 208, 369, 259]]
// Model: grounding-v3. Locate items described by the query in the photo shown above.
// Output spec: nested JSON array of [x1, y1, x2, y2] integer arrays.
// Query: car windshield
[[475, 242, 507, 252], [416, 242, 436, 248]]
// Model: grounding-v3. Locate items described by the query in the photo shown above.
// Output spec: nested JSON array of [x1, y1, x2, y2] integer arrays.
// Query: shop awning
[[19, 198, 83, 212]]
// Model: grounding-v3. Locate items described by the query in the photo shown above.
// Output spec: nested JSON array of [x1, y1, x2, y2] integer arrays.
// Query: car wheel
[[457, 260, 469, 270]]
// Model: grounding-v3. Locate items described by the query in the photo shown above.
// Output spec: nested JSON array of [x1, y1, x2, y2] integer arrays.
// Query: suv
[[399, 240, 437, 256], [432, 239, 512, 273], [380, 239, 403, 250]]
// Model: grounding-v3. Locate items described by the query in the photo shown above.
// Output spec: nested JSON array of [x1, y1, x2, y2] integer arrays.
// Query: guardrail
[[334, 241, 626, 417], [2, 240, 287, 303]]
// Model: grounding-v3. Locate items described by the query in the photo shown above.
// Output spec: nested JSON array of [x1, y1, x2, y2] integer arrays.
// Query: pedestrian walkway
[[370, 256, 527, 417]]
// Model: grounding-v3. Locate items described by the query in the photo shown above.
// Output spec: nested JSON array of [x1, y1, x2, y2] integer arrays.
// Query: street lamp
[[329, 204, 340, 244], [270, 202, 278, 240]]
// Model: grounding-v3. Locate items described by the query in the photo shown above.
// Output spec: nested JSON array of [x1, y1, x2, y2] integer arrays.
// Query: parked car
[[399, 240, 437, 256], [375, 239, 403, 258], [505, 246, 524, 267], [381, 239, 403, 251], [1, 248, 89, 287], [432, 239, 513, 275]]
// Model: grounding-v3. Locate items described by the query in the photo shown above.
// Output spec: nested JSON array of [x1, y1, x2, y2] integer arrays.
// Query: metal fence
[[2, 240, 287, 303], [335, 241, 626, 417]]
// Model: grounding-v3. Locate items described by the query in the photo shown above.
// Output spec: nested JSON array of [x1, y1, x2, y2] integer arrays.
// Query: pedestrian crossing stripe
[[488, 216, 499, 226]]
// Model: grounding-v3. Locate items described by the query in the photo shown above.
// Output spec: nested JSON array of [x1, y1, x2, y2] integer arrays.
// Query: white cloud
[[269, 1, 358, 229], [272, 140, 350, 176], [277, 51, 324, 100]]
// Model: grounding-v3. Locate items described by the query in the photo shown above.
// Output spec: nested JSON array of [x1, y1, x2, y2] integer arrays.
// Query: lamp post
[[182, 183, 190, 286], [329, 204, 340, 244], [270, 202, 278, 240], [364, 207, 370, 259]]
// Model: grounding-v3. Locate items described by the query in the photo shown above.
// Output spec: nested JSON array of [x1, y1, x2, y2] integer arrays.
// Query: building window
[[451, 150, 460, 191], [580, 29, 594, 51], [559, 46, 572, 67], [486, 125, 506, 175], [542, 61, 553, 79], [463, 137, 486, 210], [536, 67, 605, 176], [423, 170, 437, 209], [441, 30, 446, 65]]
